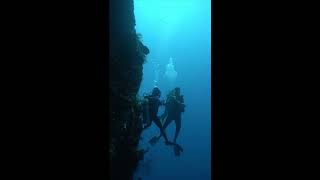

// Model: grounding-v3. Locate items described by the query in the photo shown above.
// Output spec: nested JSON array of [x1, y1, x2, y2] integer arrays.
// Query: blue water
[[133, 0, 211, 179]]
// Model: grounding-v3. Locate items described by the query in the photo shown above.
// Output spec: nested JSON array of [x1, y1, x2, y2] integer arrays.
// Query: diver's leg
[[156, 116, 173, 139], [159, 109, 168, 124], [153, 116, 170, 144], [173, 117, 181, 143], [148, 117, 160, 145], [172, 117, 183, 155], [160, 109, 168, 119], [162, 117, 173, 130]]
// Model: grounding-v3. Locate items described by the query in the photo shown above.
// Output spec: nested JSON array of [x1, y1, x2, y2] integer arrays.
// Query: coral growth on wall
[[109, 0, 149, 179]]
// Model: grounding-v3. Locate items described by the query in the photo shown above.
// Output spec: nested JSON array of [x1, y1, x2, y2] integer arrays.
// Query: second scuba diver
[[149, 87, 185, 156]]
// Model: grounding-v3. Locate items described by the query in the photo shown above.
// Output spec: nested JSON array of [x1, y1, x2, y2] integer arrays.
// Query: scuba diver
[[141, 87, 171, 145], [149, 87, 185, 156]]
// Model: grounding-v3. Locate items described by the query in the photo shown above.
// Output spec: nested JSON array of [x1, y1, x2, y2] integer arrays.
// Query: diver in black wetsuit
[[149, 87, 185, 156], [142, 87, 171, 145], [163, 87, 185, 144]]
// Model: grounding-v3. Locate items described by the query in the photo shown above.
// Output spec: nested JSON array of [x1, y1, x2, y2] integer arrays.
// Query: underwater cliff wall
[[109, 0, 147, 179]]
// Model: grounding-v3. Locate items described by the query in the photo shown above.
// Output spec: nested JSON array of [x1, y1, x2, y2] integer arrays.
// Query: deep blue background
[[133, 0, 211, 179]]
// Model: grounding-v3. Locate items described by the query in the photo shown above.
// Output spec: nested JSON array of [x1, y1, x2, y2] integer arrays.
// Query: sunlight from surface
[[134, 0, 197, 44]]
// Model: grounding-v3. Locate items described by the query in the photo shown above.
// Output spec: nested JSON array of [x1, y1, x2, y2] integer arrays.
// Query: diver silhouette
[[149, 87, 185, 156], [142, 87, 171, 146]]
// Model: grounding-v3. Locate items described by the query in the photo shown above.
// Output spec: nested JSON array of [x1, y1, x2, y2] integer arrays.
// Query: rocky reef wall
[[109, 0, 146, 179]]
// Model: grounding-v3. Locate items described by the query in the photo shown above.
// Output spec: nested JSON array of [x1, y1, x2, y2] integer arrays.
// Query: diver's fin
[[149, 136, 160, 146], [167, 142, 183, 151], [165, 141, 174, 146], [174, 145, 181, 156], [175, 144, 183, 152], [172, 143, 183, 157], [165, 142, 184, 155]]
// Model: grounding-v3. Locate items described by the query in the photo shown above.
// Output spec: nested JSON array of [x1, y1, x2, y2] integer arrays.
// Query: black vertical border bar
[[212, 0, 223, 178], [95, 0, 108, 178]]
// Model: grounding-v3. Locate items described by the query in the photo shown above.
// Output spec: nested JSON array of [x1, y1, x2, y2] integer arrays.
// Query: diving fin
[[174, 146, 181, 156], [173, 144, 183, 156], [149, 136, 160, 146]]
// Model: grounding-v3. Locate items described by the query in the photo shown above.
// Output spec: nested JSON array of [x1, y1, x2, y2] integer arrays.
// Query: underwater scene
[[133, 0, 211, 179]]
